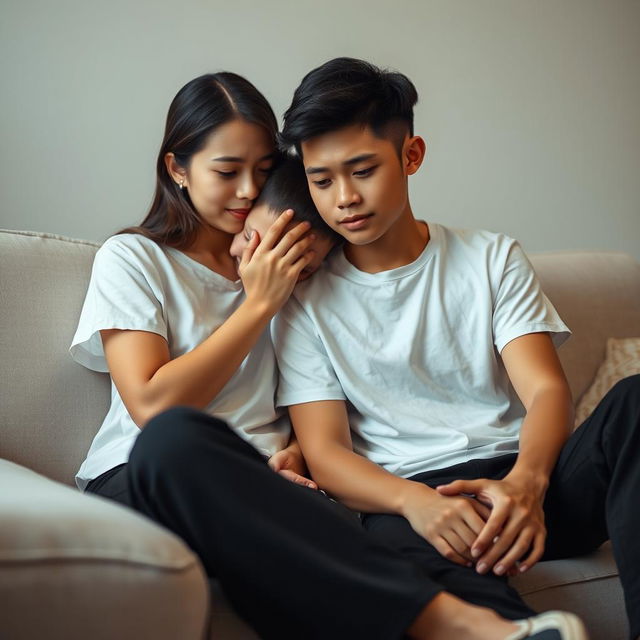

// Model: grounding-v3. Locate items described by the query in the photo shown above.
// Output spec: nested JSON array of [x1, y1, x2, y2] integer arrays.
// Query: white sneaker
[[505, 610, 589, 640]]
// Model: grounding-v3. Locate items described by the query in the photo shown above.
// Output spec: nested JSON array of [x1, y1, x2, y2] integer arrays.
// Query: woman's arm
[[102, 300, 272, 426], [103, 212, 315, 427]]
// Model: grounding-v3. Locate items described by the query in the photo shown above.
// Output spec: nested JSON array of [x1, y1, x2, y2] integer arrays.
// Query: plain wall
[[1, 0, 639, 259]]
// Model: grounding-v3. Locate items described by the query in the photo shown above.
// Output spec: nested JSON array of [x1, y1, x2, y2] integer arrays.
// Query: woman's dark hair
[[281, 57, 418, 157], [255, 155, 341, 242], [120, 72, 278, 249]]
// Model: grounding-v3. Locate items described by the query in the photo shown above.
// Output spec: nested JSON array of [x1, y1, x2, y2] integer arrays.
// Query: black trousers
[[86, 407, 436, 640], [362, 375, 640, 639], [86, 375, 640, 638]]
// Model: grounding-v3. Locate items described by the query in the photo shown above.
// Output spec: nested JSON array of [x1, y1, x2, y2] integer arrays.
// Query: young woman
[[72, 72, 324, 497]]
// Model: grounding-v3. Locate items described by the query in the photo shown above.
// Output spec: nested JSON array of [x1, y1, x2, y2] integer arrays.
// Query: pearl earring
[[179, 179, 184, 190]]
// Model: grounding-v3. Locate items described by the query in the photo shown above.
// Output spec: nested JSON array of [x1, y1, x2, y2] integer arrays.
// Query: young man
[[272, 57, 640, 640]]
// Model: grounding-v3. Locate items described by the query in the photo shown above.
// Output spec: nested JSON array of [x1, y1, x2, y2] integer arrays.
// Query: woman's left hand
[[268, 447, 318, 489]]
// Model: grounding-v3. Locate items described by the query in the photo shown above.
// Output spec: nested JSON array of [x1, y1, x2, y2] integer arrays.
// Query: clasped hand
[[404, 475, 546, 575]]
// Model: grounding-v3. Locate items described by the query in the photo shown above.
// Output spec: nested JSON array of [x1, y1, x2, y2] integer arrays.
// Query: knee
[[129, 406, 230, 472]]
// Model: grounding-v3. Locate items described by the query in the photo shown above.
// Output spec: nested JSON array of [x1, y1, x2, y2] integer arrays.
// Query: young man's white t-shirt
[[70, 233, 289, 490], [272, 222, 570, 479]]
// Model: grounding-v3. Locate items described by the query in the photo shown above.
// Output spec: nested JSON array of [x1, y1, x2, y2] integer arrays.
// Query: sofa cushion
[[0, 459, 209, 639], [510, 542, 627, 640], [574, 337, 640, 426]]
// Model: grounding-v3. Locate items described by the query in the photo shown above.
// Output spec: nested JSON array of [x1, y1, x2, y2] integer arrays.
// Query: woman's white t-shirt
[[70, 233, 289, 490]]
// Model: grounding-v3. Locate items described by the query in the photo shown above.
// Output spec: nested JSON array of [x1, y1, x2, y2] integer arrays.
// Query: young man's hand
[[401, 482, 491, 566], [436, 474, 547, 576]]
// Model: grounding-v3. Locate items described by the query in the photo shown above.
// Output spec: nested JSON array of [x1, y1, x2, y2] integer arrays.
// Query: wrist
[[239, 297, 275, 324], [397, 480, 437, 517], [505, 466, 549, 498]]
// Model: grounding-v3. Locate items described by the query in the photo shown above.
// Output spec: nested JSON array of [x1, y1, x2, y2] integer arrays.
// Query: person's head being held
[[280, 57, 428, 271], [125, 72, 279, 270], [230, 155, 340, 281]]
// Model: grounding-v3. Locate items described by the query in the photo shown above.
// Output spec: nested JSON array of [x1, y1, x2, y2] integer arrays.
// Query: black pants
[[362, 375, 640, 639], [86, 407, 436, 640], [87, 375, 640, 638]]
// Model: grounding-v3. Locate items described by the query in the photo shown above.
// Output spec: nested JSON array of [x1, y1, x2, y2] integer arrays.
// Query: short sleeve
[[69, 236, 168, 372], [492, 239, 570, 353], [272, 297, 346, 407]]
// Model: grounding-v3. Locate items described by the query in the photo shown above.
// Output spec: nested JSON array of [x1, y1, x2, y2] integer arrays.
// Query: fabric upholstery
[[0, 230, 108, 485], [0, 458, 209, 639], [2, 228, 638, 640], [511, 542, 628, 639], [575, 337, 640, 425], [530, 251, 640, 403]]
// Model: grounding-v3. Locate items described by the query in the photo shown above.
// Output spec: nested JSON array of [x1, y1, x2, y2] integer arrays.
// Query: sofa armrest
[[0, 459, 209, 640]]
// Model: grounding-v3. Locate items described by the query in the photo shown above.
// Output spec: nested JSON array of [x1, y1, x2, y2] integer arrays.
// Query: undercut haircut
[[255, 155, 341, 242], [280, 57, 418, 157]]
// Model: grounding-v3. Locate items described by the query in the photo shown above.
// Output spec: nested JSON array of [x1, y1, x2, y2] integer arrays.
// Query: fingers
[[471, 501, 511, 560], [475, 514, 545, 575], [460, 499, 489, 536], [470, 498, 492, 521], [433, 536, 473, 566], [436, 479, 481, 496], [259, 210, 311, 255], [453, 519, 482, 552], [278, 469, 317, 489], [518, 531, 545, 573], [430, 498, 488, 564], [239, 230, 260, 271], [282, 233, 316, 266], [488, 529, 533, 575], [248, 208, 315, 279], [257, 210, 295, 251], [273, 222, 314, 259]]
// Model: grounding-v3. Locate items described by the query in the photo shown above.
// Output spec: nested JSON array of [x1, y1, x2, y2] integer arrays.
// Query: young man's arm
[[267, 429, 318, 489], [437, 331, 573, 576], [289, 399, 490, 566]]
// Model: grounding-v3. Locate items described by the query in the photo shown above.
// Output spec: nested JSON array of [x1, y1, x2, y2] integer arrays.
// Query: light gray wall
[[1, 0, 639, 259]]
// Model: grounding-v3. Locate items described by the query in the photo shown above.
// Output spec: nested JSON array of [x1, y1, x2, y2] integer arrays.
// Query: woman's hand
[[268, 445, 318, 489], [239, 210, 315, 316]]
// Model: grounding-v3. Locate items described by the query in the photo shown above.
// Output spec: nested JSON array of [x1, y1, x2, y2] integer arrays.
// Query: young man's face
[[300, 124, 420, 246], [229, 203, 335, 282]]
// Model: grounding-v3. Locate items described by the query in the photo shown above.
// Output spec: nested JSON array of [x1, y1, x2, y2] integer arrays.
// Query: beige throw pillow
[[574, 337, 640, 427]]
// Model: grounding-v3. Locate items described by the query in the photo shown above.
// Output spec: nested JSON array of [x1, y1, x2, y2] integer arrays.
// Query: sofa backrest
[[2, 229, 640, 486], [530, 250, 640, 401], [1, 230, 109, 485]]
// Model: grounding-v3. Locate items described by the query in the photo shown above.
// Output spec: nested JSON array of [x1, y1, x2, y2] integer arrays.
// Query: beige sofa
[[1, 228, 639, 640]]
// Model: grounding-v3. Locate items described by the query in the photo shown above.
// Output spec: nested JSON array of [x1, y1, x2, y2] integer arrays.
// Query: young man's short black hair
[[255, 155, 340, 242], [280, 57, 418, 156]]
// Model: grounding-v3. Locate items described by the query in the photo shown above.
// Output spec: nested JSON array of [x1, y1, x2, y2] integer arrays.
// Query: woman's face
[[229, 203, 335, 281], [175, 119, 275, 236]]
